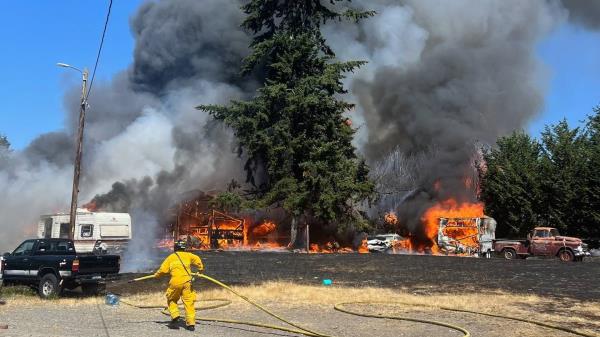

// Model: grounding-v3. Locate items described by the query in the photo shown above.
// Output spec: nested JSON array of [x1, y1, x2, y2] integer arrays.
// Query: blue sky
[[0, 1, 598, 150]]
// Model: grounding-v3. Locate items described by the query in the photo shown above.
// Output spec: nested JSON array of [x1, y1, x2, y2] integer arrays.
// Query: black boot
[[185, 325, 195, 331], [167, 317, 181, 329]]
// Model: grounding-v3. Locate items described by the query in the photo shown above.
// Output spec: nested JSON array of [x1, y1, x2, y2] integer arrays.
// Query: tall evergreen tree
[[582, 106, 600, 237], [539, 120, 588, 235], [198, 1, 375, 245], [479, 131, 542, 237], [481, 109, 600, 239]]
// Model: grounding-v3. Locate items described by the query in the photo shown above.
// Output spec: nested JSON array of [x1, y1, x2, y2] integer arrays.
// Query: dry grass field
[[2, 281, 599, 337]]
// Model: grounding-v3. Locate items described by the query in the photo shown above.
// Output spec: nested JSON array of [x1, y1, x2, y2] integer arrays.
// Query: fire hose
[[125, 273, 599, 337], [125, 273, 470, 337]]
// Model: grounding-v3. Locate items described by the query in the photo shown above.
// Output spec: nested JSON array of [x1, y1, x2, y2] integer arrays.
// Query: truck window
[[534, 230, 549, 238], [550, 229, 560, 237], [80, 224, 94, 238], [13, 240, 35, 256], [35, 240, 75, 255], [59, 223, 70, 239]]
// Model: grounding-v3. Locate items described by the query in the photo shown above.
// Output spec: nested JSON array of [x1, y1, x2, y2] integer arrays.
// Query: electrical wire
[[86, 0, 113, 101]]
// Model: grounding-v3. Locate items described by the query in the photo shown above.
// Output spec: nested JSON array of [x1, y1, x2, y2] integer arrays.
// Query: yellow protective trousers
[[166, 281, 196, 326]]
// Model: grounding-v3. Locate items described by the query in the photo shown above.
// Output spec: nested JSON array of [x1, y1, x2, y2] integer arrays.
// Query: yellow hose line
[[127, 273, 597, 337], [193, 273, 332, 337], [436, 305, 600, 337], [335, 301, 599, 337], [194, 317, 324, 337], [120, 298, 232, 311], [131, 275, 156, 282], [334, 302, 470, 337]]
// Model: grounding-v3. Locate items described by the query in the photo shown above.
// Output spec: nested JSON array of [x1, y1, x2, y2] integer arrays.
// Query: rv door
[[43, 218, 52, 238]]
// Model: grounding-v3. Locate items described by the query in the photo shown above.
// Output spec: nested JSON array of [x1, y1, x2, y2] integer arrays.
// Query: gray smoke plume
[[560, 0, 600, 29], [324, 0, 567, 237], [0, 0, 251, 264]]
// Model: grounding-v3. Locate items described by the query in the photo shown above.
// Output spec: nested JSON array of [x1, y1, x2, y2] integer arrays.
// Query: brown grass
[[2, 282, 599, 335]]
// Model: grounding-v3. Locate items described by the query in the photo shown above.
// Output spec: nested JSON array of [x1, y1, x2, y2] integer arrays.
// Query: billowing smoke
[[0, 0, 596, 257], [0, 0, 251, 264], [324, 0, 567, 236], [560, 0, 600, 29]]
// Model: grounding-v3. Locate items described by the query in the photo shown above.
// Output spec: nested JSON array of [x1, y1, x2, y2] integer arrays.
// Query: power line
[[86, 0, 113, 101]]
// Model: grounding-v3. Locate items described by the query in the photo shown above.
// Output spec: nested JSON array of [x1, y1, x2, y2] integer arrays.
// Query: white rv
[[37, 209, 132, 253], [437, 216, 496, 257]]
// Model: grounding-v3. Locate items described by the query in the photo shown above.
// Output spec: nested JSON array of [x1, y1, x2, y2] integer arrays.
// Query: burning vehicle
[[379, 200, 496, 257], [437, 217, 496, 257], [367, 234, 403, 253]]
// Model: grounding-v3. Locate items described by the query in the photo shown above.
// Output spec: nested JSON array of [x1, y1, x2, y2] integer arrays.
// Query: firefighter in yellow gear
[[154, 240, 204, 331]]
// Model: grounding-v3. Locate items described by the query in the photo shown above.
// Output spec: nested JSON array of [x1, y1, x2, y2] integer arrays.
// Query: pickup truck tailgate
[[78, 255, 120, 275]]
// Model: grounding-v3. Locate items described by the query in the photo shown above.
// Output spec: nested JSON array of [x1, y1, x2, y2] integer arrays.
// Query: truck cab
[[494, 227, 590, 261], [1, 238, 120, 298]]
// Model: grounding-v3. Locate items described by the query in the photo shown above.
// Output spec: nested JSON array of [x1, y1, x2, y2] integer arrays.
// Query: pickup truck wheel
[[38, 274, 60, 299], [558, 249, 574, 262], [502, 248, 517, 260]]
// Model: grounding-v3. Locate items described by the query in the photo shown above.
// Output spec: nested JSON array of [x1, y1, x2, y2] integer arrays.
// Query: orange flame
[[358, 238, 369, 254], [384, 211, 398, 225], [421, 199, 484, 254], [251, 220, 277, 236]]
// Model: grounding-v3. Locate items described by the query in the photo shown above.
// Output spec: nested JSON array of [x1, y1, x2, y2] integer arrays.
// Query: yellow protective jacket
[[154, 252, 204, 286]]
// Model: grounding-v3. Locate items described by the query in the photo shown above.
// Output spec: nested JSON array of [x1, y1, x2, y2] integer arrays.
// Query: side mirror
[[3, 252, 10, 257], [527, 233, 532, 240]]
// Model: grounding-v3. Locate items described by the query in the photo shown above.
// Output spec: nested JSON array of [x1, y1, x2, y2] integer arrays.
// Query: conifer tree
[[198, 1, 375, 245]]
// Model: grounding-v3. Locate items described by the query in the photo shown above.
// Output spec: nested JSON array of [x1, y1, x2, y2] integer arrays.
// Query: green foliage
[[198, 1, 375, 229], [479, 131, 542, 237], [480, 107, 600, 238], [209, 191, 244, 213]]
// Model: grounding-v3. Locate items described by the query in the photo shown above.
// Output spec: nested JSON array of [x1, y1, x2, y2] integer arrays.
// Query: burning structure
[[156, 191, 367, 253], [157, 191, 283, 251]]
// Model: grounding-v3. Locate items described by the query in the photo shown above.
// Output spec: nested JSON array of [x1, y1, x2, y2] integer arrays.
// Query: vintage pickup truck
[[494, 227, 590, 261], [0, 238, 120, 298]]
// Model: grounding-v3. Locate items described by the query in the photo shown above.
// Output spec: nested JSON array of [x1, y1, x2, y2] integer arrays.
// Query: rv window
[[80, 224, 93, 238], [59, 223, 70, 239]]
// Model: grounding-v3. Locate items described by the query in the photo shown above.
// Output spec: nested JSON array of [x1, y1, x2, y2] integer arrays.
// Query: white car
[[367, 234, 403, 253]]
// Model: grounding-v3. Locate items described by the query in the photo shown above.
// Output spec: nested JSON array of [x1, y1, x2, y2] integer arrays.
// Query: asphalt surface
[[114, 252, 600, 301], [0, 300, 585, 337]]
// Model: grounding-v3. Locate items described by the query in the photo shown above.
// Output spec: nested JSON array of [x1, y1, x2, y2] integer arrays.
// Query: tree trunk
[[305, 224, 310, 253], [289, 216, 298, 248]]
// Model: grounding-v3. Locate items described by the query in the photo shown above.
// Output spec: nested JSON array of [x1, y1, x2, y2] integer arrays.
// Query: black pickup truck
[[0, 238, 120, 298]]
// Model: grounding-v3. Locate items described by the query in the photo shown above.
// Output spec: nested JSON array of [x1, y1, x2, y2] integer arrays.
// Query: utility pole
[[63, 65, 89, 239]]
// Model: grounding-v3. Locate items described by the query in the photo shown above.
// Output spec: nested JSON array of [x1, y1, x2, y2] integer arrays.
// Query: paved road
[[0, 301, 582, 337]]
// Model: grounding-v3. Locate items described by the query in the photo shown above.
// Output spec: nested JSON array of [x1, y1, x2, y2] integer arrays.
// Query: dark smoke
[[325, 0, 564, 234], [561, 0, 600, 29], [130, 0, 252, 93], [0, 0, 252, 258]]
